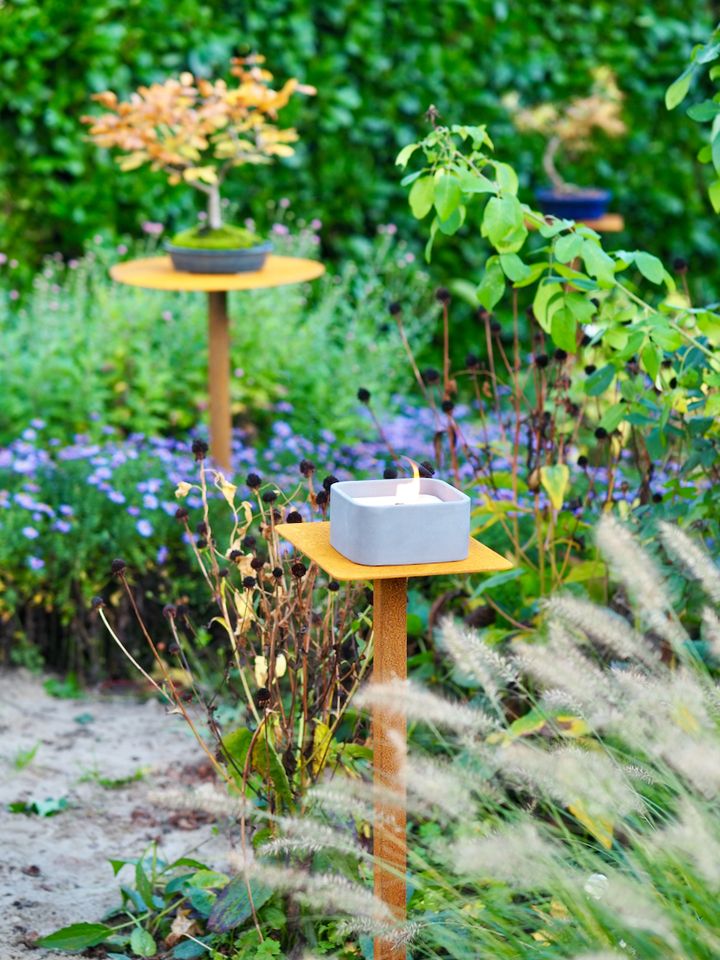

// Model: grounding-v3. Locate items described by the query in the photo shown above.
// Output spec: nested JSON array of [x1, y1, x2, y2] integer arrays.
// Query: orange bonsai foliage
[[83, 55, 315, 229]]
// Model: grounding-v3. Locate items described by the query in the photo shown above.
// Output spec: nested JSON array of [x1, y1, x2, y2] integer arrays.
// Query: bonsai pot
[[165, 241, 273, 275], [535, 188, 611, 221]]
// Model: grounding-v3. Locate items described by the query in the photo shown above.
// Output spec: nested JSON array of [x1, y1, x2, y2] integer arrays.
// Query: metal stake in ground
[[275, 521, 512, 960]]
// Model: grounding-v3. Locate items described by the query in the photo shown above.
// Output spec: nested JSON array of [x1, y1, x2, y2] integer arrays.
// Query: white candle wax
[[352, 493, 442, 506]]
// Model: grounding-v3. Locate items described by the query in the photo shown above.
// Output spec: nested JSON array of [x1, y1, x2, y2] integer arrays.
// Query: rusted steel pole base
[[372, 577, 408, 960], [207, 290, 232, 471]]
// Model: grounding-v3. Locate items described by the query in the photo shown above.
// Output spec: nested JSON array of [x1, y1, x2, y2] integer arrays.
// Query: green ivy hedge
[[0, 0, 716, 284]]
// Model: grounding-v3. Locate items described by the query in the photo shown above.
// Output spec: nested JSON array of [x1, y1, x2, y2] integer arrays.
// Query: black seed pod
[[286, 510, 303, 523], [585, 364, 597, 375], [322, 475, 339, 491], [91, 596, 105, 611], [243, 535, 256, 550], [465, 353, 480, 369], [357, 387, 371, 404], [262, 490, 278, 504], [246, 472, 262, 489], [272, 566, 283, 579], [423, 367, 440, 384], [175, 507, 189, 522], [435, 287, 451, 303], [441, 399, 454, 413], [250, 556, 265, 571], [196, 537, 207, 549], [162, 603, 177, 619], [299, 458, 315, 477], [218, 567, 229, 578], [242, 575, 256, 589], [315, 490, 329, 507], [652, 492, 663, 503], [419, 461, 435, 478], [577, 455, 589, 468], [291, 561, 307, 578], [388, 301, 402, 316], [534, 354, 549, 369], [168, 642, 180, 655], [490, 320, 502, 334], [110, 558, 126, 576], [594, 427, 608, 440], [191, 439, 208, 461], [196, 521, 208, 535], [328, 580, 340, 592], [554, 348, 568, 362], [256, 687, 271, 708], [383, 466, 398, 480]]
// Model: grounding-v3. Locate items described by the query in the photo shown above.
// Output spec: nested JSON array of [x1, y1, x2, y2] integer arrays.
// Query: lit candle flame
[[395, 457, 421, 503]]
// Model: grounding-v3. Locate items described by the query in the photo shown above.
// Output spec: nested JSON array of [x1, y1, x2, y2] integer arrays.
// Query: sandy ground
[[0, 669, 231, 959]]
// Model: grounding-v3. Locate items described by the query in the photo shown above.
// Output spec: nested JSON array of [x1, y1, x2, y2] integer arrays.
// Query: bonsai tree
[[504, 67, 626, 194], [83, 55, 315, 242]]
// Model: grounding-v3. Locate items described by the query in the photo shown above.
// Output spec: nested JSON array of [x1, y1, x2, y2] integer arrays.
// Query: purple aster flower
[[136, 519, 153, 537], [108, 490, 126, 504], [59, 504, 74, 516], [27, 556, 45, 571], [156, 545, 169, 565], [127, 505, 140, 517], [22, 526, 40, 539], [143, 493, 159, 510], [53, 519, 72, 533]]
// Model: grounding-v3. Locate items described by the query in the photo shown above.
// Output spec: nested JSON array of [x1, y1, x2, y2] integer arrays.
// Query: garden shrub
[[0, 0, 716, 288]]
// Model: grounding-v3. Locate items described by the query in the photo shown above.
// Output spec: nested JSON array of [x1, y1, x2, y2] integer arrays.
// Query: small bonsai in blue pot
[[504, 68, 626, 222], [83, 56, 315, 274]]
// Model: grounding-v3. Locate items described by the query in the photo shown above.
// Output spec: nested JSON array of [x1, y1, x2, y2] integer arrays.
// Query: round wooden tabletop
[[110, 255, 325, 292]]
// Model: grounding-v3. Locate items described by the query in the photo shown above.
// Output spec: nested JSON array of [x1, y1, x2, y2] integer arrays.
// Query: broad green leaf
[[130, 926, 156, 957], [456, 169, 496, 193], [477, 257, 506, 310], [208, 878, 273, 933], [499, 252, 530, 282], [584, 363, 616, 396], [599, 403, 626, 433], [39, 923, 113, 951], [408, 176, 434, 219], [222, 727, 253, 785], [494, 161, 519, 196], [709, 179, 720, 213], [532, 281, 563, 333], [581, 239, 615, 285], [312, 720, 334, 775], [539, 464, 570, 511], [687, 100, 720, 121], [482, 195, 527, 253], [554, 232, 583, 263], [635, 251, 665, 284], [491, 707, 589, 744], [665, 66, 693, 110], [434, 173, 462, 221], [135, 862, 154, 911], [252, 735, 292, 809], [641, 341, 662, 382], [551, 308, 576, 353], [395, 143, 418, 168], [564, 292, 596, 324], [564, 560, 607, 583], [436, 204, 464, 235]]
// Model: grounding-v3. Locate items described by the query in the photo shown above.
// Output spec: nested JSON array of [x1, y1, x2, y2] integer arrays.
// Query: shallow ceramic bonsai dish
[[165, 241, 273, 275], [535, 188, 611, 221]]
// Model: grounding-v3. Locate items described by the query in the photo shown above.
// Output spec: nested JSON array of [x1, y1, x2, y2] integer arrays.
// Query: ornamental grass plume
[[265, 516, 720, 958]]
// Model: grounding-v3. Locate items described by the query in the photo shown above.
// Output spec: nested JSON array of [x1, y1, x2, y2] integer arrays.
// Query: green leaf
[[481, 195, 527, 253], [499, 252, 530, 282], [252, 734, 292, 810], [641, 341, 662, 382], [584, 364, 615, 396], [539, 464, 570, 511], [408, 176, 434, 219], [494, 161, 519, 196], [532, 281, 563, 333], [130, 926, 157, 957], [395, 143, 418, 168], [222, 727, 253, 785], [581, 239, 615, 285], [436, 204, 464, 235], [709, 179, 720, 213], [600, 403, 626, 433], [687, 100, 720, 122], [208, 878, 273, 933], [38, 923, 113, 951], [434, 173, 462, 221], [665, 66, 693, 110], [476, 257, 506, 310], [135, 862, 154, 911], [635, 251, 666, 284], [554, 232, 583, 263], [564, 560, 607, 583], [551, 308, 577, 353]]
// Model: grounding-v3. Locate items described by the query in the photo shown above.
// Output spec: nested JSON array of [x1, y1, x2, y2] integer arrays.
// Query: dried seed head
[[286, 511, 303, 524], [322, 475, 339, 491], [291, 561, 307, 578], [250, 556, 266, 571], [419, 461, 435, 478], [577, 455, 589, 468], [174, 507, 189, 522], [534, 353, 549, 369], [256, 687, 271, 708], [441, 399, 454, 414], [465, 353, 480, 369], [595, 427, 608, 440], [91, 596, 105, 611], [262, 490, 278, 504], [388, 301, 402, 316], [357, 387, 371, 404], [246, 472, 262, 489], [585, 363, 597, 375], [383, 466, 398, 479], [243, 576, 256, 589], [422, 367, 440, 384], [110, 558, 126, 576], [299, 458, 315, 477], [272, 566, 283, 580], [328, 580, 340, 592], [162, 603, 177, 619], [315, 490, 329, 507], [435, 287, 451, 304], [191, 439, 208, 461]]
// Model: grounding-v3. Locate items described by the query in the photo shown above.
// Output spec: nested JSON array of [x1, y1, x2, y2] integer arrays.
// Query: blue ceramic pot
[[535, 188, 611, 221], [165, 241, 273, 274]]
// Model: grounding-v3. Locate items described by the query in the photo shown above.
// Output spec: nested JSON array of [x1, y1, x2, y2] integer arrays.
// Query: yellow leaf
[[539, 464, 570, 511], [568, 799, 614, 849], [312, 721, 333, 776]]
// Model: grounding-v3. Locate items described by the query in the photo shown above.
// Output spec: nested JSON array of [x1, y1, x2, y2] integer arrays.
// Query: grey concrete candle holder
[[329, 478, 471, 566]]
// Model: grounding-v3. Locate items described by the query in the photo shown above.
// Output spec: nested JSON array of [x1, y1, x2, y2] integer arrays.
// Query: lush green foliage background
[[1, 0, 716, 282]]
